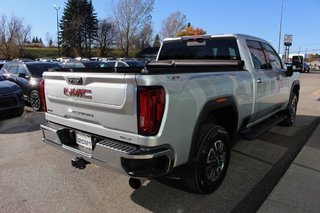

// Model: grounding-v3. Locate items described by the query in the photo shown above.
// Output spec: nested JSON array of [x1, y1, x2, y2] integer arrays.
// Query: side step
[[240, 115, 287, 140]]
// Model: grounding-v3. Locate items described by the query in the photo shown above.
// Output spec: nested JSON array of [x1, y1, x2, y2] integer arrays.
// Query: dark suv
[[0, 75, 25, 117], [1, 61, 60, 111]]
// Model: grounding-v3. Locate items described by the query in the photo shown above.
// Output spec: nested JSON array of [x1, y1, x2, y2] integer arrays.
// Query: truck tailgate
[[43, 72, 138, 142]]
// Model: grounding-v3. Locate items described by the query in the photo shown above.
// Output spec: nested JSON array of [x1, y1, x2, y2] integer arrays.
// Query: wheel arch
[[291, 80, 300, 101], [190, 96, 238, 158], [173, 96, 238, 177]]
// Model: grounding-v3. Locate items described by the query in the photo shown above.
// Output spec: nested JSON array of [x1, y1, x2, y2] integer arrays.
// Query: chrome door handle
[[257, 78, 262, 84]]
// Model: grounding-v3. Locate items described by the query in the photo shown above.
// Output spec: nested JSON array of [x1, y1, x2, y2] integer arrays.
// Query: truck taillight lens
[[138, 87, 165, 136], [40, 79, 47, 112]]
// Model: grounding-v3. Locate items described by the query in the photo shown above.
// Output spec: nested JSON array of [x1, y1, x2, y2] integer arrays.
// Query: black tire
[[15, 109, 24, 117], [280, 93, 298, 126], [183, 124, 231, 194], [30, 90, 42, 111], [11, 109, 24, 117]]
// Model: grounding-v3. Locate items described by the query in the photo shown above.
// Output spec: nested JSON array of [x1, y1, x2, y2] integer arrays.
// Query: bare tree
[[17, 23, 31, 56], [160, 11, 187, 39], [0, 15, 30, 59], [96, 18, 116, 57], [112, 0, 154, 57], [136, 22, 153, 49]]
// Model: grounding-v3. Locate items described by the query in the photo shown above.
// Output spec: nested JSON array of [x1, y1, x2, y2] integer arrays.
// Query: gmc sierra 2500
[[41, 34, 300, 194]]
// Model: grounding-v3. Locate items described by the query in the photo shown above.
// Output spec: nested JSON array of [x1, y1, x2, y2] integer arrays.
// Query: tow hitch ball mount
[[71, 157, 90, 169]]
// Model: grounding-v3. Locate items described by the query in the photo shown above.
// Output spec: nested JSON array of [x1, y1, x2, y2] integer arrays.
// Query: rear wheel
[[30, 90, 42, 111], [183, 124, 231, 194]]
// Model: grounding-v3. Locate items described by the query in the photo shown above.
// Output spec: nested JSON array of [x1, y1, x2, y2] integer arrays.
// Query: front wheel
[[183, 124, 231, 194], [30, 90, 42, 111], [280, 93, 298, 126]]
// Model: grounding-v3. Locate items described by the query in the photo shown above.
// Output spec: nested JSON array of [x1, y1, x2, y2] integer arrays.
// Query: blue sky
[[0, 0, 319, 54]]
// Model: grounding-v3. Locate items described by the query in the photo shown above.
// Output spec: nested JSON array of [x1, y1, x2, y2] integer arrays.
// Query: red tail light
[[138, 86, 165, 136], [40, 79, 47, 112]]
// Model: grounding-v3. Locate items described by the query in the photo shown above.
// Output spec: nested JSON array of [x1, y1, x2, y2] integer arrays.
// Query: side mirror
[[18, 73, 30, 79], [18, 73, 26, 78], [286, 65, 293, 77]]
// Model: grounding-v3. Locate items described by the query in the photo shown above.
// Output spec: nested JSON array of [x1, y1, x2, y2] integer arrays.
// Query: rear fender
[[173, 96, 238, 177]]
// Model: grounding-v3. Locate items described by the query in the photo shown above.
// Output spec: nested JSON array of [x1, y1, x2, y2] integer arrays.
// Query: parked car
[[285, 62, 292, 67], [59, 61, 114, 69], [0, 75, 25, 117], [104, 60, 145, 68], [303, 62, 310, 73], [0, 61, 61, 111]]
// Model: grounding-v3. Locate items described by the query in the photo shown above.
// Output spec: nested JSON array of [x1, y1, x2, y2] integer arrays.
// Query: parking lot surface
[[1, 72, 319, 212]]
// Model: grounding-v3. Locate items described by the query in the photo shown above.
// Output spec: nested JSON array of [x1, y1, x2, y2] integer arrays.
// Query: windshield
[[27, 63, 60, 77], [158, 37, 241, 60]]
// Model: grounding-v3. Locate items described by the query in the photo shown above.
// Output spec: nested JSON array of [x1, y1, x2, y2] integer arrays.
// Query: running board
[[240, 115, 287, 140]]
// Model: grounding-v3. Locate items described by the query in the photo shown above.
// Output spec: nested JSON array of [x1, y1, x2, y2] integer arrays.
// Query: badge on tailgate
[[64, 88, 92, 99]]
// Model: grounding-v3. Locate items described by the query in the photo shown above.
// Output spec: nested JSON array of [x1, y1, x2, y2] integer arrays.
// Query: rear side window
[[158, 37, 241, 60], [117, 62, 128, 67], [26, 64, 60, 78]]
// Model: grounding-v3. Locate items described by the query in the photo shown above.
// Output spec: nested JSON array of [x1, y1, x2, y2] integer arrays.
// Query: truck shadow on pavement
[[130, 115, 320, 213], [0, 108, 45, 134]]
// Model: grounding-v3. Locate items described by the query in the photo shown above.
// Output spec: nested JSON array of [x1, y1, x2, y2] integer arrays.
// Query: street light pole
[[278, 0, 284, 54], [54, 4, 61, 57]]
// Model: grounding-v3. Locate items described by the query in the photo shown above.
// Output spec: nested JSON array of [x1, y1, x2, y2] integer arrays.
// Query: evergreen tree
[[49, 39, 53, 47], [153, 34, 160, 48], [60, 0, 98, 57], [82, 0, 98, 56]]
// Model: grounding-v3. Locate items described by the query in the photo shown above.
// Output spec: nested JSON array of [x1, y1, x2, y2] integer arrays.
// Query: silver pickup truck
[[41, 34, 300, 194]]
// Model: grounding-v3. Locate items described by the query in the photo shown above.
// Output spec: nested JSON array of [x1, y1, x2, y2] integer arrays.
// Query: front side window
[[247, 40, 269, 69], [18, 65, 27, 74], [262, 43, 282, 69]]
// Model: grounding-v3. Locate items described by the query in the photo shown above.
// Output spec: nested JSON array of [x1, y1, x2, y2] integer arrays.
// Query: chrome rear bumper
[[41, 122, 174, 177]]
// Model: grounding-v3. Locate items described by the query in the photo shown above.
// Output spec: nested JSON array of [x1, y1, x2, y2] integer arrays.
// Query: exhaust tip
[[129, 178, 141, 189]]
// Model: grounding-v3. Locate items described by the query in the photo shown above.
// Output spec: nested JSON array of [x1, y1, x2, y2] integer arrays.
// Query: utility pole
[[278, 0, 284, 54], [54, 4, 61, 57]]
